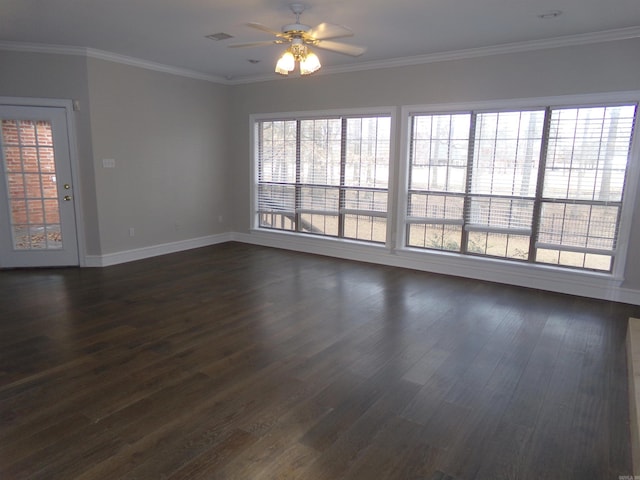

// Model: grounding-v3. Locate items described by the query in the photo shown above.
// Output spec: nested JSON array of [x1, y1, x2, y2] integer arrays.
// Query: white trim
[[35, 226, 639, 305], [535, 242, 615, 256], [0, 96, 78, 108], [84, 233, 232, 267], [3, 26, 639, 86], [85, 48, 229, 84], [228, 27, 640, 85], [406, 217, 464, 225], [0, 41, 231, 85], [0, 97, 87, 267], [62, 100, 88, 267], [395, 109, 411, 250], [402, 91, 640, 115], [250, 120, 259, 231], [245, 92, 640, 305], [0, 41, 87, 57], [250, 107, 397, 233], [385, 108, 400, 250], [251, 106, 397, 122], [400, 92, 640, 281], [465, 225, 532, 236], [238, 229, 392, 258], [233, 230, 640, 305], [339, 209, 387, 218], [297, 209, 339, 216], [616, 105, 640, 279]]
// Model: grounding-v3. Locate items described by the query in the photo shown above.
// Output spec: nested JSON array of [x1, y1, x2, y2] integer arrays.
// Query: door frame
[[0, 96, 86, 266]]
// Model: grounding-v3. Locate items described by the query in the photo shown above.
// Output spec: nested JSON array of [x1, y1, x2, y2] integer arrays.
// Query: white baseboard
[[84, 233, 233, 267], [81, 230, 640, 305], [232, 231, 640, 306]]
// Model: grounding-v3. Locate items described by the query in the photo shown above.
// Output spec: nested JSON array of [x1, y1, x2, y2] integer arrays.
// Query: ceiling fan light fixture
[[300, 50, 321, 75], [232, 3, 363, 77], [275, 50, 295, 74], [275, 44, 321, 76]]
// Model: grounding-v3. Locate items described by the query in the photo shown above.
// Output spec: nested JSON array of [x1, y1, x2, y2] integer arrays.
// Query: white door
[[0, 105, 79, 267]]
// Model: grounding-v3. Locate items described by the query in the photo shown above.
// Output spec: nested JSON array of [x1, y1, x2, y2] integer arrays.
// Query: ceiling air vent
[[206, 32, 234, 41]]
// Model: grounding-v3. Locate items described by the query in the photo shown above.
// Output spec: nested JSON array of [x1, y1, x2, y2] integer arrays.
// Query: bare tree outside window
[[406, 103, 637, 272], [256, 114, 391, 243]]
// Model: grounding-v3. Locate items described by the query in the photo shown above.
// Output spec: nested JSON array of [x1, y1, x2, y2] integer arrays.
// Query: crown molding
[[0, 40, 87, 57], [0, 41, 232, 85], [85, 48, 231, 84], [229, 26, 640, 85], [2, 26, 639, 86]]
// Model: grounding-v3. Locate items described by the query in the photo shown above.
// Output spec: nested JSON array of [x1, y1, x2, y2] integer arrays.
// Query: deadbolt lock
[[63, 184, 71, 190]]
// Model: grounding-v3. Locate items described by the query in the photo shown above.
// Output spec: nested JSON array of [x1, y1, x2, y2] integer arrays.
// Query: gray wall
[[228, 37, 640, 289], [1, 38, 640, 291], [87, 58, 230, 254], [0, 51, 101, 254], [0, 51, 231, 257]]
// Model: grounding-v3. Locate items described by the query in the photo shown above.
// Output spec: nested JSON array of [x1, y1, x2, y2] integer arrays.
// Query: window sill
[[395, 245, 622, 284], [249, 227, 390, 252]]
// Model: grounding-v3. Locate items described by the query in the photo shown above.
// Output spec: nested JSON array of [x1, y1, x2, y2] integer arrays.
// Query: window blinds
[[406, 102, 637, 271]]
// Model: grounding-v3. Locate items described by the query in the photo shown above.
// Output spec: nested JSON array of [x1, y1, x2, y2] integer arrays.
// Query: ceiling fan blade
[[314, 40, 367, 57], [228, 40, 279, 48], [245, 22, 286, 37], [307, 22, 353, 41]]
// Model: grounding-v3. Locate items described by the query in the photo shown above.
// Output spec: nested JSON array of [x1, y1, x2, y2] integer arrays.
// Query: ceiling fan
[[229, 3, 366, 75]]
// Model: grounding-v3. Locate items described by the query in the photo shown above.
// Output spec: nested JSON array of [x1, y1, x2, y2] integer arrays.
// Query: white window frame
[[250, 107, 397, 248], [398, 92, 640, 280]]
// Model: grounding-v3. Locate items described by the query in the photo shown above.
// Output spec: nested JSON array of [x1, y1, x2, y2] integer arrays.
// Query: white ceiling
[[1, 0, 639, 83]]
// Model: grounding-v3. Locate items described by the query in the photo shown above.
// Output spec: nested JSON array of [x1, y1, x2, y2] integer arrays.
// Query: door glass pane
[[1, 119, 63, 250]]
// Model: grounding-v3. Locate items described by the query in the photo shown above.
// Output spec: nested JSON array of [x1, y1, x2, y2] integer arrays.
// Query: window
[[255, 113, 391, 244], [406, 103, 638, 272]]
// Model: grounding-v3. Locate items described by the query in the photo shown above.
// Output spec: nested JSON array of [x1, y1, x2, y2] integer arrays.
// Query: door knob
[[64, 195, 72, 201]]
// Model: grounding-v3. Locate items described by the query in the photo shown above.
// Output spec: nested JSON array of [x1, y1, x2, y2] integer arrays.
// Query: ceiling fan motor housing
[[229, 2, 366, 59], [282, 23, 310, 35]]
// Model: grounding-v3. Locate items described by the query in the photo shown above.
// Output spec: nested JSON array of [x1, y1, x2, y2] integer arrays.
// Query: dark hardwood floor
[[0, 242, 638, 479]]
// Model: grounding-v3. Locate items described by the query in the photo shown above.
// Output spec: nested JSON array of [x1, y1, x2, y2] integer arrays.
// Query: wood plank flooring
[[0, 242, 638, 479]]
